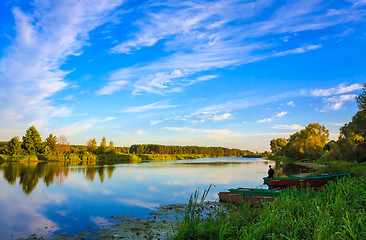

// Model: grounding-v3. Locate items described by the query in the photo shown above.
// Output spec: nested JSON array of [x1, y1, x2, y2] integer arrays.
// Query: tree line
[[0, 128, 265, 158], [0, 127, 125, 156], [129, 144, 265, 157], [270, 83, 366, 163]]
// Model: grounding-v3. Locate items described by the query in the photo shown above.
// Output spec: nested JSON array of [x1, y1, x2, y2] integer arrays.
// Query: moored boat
[[263, 173, 355, 189], [218, 188, 281, 205]]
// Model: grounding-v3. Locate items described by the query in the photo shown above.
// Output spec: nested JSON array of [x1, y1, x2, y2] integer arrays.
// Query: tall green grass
[[171, 176, 366, 240]]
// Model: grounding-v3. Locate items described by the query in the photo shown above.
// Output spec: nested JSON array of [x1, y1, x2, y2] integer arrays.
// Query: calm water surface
[[0, 158, 299, 239]]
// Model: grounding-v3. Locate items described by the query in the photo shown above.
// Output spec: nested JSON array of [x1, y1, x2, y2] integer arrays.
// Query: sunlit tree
[[282, 123, 329, 160], [270, 138, 287, 156], [22, 126, 43, 154], [107, 140, 116, 154], [334, 84, 366, 162], [87, 138, 97, 153], [6, 136, 22, 155], [46, 133, 57, 153], [98, 137, 107, 154]]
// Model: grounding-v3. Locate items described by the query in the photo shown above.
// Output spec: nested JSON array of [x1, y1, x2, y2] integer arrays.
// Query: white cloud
[[55, 116, 115, 136], [323, 94, 357, 110], [257, 110, 289, 123], [136, 129, 147, 135], [196, 75, 218, 81], [274, 44, 322, 57], [0, 0, 124, 136], [121, 101, 179, 113], [272, 124, 303, 130], [257, 118, 273, 123], [287, 101, 295, 106], [276, 111, 288, 117], [210, 113, 232, 121], [99, 0, 366, 95], [150, 120, 163, 125], [311, 83, 363, 97], [164, 126, 244, 137], [96, 80, 129, 95], [49, 107, 72, 117]]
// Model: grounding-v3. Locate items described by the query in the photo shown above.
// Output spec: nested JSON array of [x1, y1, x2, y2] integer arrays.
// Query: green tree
[[87, 138, 97, 153], [22, 126, 43, 154], [356, 83, 366, 111], [6, 136, 22, 155], [283, 123, 329, 160], [98, 137, 107, 154], [336, 84, 366, 162], [270, 138, 287, 156], [107, 140, 116, 154], [46, 133, 57, 153]]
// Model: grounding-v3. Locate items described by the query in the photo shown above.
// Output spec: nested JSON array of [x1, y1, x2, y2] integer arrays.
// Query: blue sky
[[0, 0, 365, 151]]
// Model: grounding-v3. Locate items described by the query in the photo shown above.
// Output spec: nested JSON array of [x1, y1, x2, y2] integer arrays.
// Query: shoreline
[[23, 202, 221, 240]]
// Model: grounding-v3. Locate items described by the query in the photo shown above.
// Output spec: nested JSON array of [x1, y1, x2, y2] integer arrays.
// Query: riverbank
[[23, 174, 366, 240], [169, 175, 366, 239], [0, 153, 212, 163]]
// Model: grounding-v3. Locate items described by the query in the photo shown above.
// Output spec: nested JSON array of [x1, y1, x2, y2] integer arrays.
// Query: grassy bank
[[0, 153, 214, 163], [170, 176, 366, 240]]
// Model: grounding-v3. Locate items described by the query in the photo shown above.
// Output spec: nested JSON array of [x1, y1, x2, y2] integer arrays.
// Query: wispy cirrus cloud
[[257, 111, 288, 123], [0, 0, 123, 134], [287, 101, 295, 107], [323, 94, 357, 110], [310, 83, 362, 111], [164, 127, 246, 138], [55, 116, 115, 136], [99, 0, 366, 95], [121, 100, 179, 113], [272, 124, 303, 130], [311, 83, 363, 96]]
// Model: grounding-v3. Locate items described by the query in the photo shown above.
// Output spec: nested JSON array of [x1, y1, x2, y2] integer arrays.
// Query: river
[[0, 158, 300, 239]]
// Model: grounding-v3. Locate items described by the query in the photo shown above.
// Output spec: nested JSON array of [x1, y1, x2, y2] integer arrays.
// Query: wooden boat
[[218, 188, 280, 206], [263, 173, 355, 189]]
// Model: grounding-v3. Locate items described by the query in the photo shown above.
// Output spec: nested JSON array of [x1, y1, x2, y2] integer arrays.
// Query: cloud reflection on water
[[0, 158, 283, 239]]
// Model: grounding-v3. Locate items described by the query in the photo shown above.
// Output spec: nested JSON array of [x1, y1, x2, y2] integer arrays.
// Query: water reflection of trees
[[0, 162, 117, 195]]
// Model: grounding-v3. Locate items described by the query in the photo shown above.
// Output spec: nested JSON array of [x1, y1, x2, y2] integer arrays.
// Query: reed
[[171, 176, 366, 239]]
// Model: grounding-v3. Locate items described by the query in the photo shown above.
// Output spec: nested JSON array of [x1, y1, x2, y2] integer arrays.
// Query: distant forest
[[0, 131, 267, 158], [129, 144, 264, 157]]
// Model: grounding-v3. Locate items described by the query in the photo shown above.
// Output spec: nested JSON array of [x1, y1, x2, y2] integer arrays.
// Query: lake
[[0, 158, 299, 239]]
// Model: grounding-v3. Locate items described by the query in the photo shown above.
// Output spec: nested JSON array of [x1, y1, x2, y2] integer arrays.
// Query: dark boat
[[218, 188, 280, 206], [263, 173, 355, 189]]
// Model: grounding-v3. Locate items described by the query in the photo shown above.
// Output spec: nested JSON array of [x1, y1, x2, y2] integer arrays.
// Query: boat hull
[[218, 192, 274, 206], [267, 178, 329, 189], [263, 173, 355, 187]]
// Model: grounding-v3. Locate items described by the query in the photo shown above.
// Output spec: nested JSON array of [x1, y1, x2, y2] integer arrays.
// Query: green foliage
[[270, 138, 287, 156], [97, 137, 108, 154], [45, 133, 57, 153], [272, 123, 329, 160], [356, 83, 366, 111], [129, 144, 260, 157], [107, 141, 116, 154], [326, 84, 366, 163], [87, 138, 98, 153], [6, 136, 22, 155], [172, 177, 366, 240], [22, 126, 43, 154]]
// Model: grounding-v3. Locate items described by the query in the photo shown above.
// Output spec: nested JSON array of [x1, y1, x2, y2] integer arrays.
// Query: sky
[[0, 0, 365, 152]]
